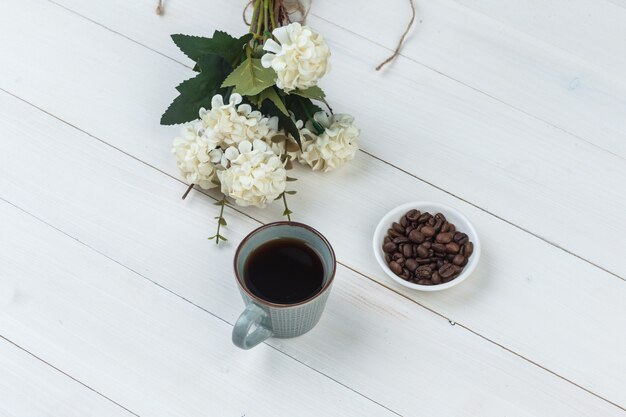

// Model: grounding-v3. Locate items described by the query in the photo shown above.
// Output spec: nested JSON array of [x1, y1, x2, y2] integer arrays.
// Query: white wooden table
[[1, 0, 625, 415]]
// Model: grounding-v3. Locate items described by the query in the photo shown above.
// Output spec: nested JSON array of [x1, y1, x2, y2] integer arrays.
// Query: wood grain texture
[[0, 0, 625, 407], [0, 92, 624, 415], [0, 338, 132, 417], [0, 201, 396, 417], [6, 0, 626, 281], [310, 0, 626, 159]]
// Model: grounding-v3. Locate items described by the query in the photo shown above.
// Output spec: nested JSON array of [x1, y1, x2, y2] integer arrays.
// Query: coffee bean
[[383, 209, 474, 286], [421, 225, 436, 237], [406, 209, 421, 222], [405, 258, 419, 272], [389, 261, 402, 275], [435, 232, 453, 244], [445, 242, 460, 254], [432, 243, 446, 253], [416, 244, 429, 258], [392, 222, 405, 234], [439, 264, 457, 279], [415, 266, 433, 279], [401, 268, 411, 280], [383, 242, 397, 253], [408, 229, 426, 243], [452, 254, 465, 266], [417, 213, 431, 224], [453, 232, 465, 243]]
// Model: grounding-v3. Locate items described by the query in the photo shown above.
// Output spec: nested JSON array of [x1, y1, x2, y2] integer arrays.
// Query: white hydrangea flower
[[200, 94, 278, 147], [219, 140, 287, 207], [172, 123, 222, 189], [299, 112, 359, 172], [262, 23, 331, 92]]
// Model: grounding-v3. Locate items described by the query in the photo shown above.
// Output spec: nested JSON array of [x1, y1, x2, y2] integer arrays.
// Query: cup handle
[[232, 303, 273, 349]]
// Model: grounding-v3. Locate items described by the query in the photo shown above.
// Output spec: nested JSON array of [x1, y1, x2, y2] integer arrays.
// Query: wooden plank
[[1, 185, 624, 417], [4, 0, 626, 281], [0, 202, 396, 417], [0, 338, 133, 417], [1, 91, 625, 414], [309, 0, 626, 159], [451, 0, 626, 78], [1, 0, 626, 406]]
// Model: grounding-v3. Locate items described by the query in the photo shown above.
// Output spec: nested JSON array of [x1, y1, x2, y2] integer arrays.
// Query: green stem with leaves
[[209, 196, 228, 244]]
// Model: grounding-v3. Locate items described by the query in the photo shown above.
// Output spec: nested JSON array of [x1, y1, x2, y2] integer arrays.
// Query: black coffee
[[244, 238, 324, 304]]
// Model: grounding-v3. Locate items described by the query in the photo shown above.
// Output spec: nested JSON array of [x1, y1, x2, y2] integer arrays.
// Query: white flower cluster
[[298, 113, 360, 172], [172, 93, 286, 207], [262, 22, 330, 92], [172, 23, 361, 210]]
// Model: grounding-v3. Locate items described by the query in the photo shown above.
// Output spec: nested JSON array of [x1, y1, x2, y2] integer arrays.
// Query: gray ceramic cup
[[232, 222, 336, 350]]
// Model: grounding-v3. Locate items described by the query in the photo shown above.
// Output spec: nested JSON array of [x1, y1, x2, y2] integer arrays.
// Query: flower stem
[[263, 0, 270, 35], [281, 192, 292, 221], [181, 183, 194, 200], [209, 196, 229, 244], [250, 0, 261, 34], [256, 1, 264, 37], [269, 0, 277, 31]]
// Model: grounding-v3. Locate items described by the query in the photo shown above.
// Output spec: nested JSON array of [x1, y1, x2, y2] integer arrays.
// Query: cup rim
[[234, 221, 337, 308]]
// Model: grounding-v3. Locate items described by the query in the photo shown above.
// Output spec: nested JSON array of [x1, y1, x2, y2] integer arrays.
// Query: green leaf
[[286, 176, 298, 182], [261, 99, 301, 148], [217, 235, 228, 242], [221, 58, 276, 96], [285, 95, 324, 127], [292, 86, 326, 100], [208, 235, 216, 240], [285, 190, 297, 195], [283, 209, 293, 216], [171, 31, 252, 64], [274, 193, 284, 201], [161, 54, 228, 125], [218, 218, 227, 226], [258, 87, 289, 116]]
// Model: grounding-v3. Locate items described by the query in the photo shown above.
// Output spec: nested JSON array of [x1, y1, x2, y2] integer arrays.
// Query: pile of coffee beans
[[382, 210, 474, 285]]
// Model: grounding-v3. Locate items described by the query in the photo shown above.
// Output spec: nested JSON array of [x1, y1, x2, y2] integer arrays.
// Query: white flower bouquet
[[161, 0, 360, 243]]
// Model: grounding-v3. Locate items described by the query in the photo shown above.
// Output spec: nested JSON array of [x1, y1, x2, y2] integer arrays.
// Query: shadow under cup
[[233, 222, 336, 349]]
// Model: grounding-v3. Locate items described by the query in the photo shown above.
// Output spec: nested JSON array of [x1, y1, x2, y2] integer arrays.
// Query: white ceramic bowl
[[373, 201, 481, 291]]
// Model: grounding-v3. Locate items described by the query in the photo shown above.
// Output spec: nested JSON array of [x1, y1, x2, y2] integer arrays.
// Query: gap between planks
[[0, 196, 403, 417], [0, 88, 624, 413], [0, 334, 141, 417], [45, 0, 626, 165], [43, 0, 626, 281]]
